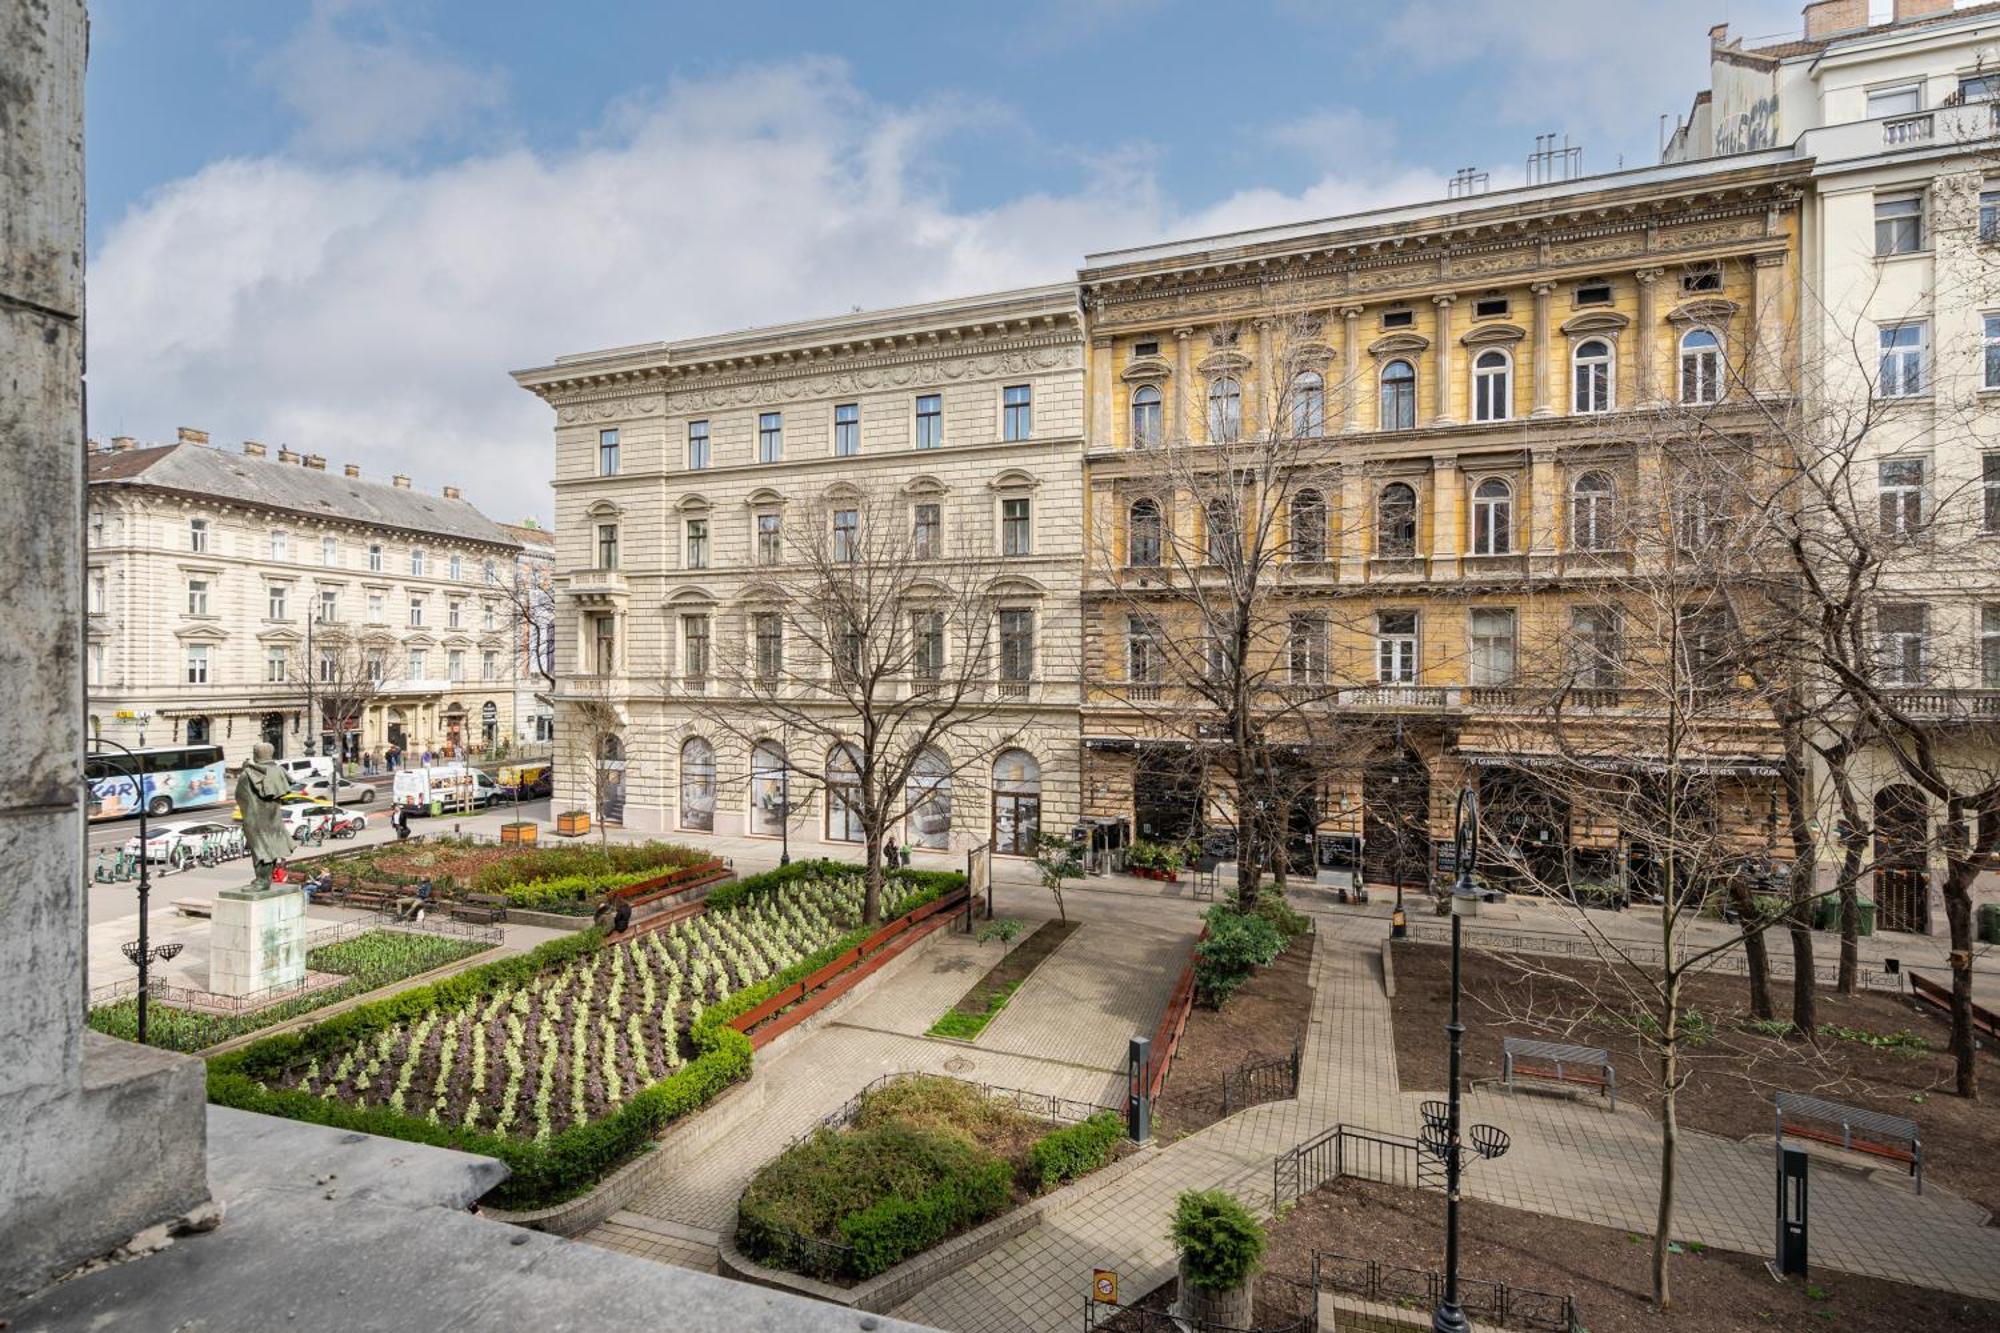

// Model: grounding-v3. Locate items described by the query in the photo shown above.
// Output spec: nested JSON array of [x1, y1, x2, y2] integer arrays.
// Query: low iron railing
[[1311, 1252, 1577, 1333], [1400, 921, 1899, 992], [1081, 1275, 1318, 1332], [1271, 1123, 1441, 1212], [1222, 1041, 1301, 1117]]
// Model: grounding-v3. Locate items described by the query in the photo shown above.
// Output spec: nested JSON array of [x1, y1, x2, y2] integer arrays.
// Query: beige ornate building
[[87, 431, 528, 773], [513, 286, 1085, 852]]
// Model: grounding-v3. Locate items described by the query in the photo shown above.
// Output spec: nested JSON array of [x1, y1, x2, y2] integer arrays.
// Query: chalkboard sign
[[1433, 841, 1460, 875], [1316, 834, 1361, 871]]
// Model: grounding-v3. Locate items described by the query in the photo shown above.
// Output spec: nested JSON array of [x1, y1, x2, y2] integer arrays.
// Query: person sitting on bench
[[394, 878, 434, 922], [301, 870, 333, 902]]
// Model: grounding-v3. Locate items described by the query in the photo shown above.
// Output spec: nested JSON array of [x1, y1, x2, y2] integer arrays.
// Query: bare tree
[[291, 622, 388, 795], [689, 483, 1038, 923], [488, 551, 556, 705], [557, 692, 623, 848]]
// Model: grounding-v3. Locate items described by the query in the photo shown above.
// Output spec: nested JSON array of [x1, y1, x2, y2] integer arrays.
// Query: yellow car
[[232, 791, 332, 821]]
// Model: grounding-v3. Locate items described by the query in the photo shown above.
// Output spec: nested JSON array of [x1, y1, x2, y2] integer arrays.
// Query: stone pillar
[[1338, 469, 1370, 582], [1, 0, 211, 1303], [1431, 294, 1457, 425], [1529, 282, 1556, 417], [1429, 456, 1461, 579], [1255, 318, 1276, 437], [1751, 251, 1789, 397], [1091, 336, 1114, 448], [1634, 268, 1665, 404], [1171, 327, 1193, 444], [208, 888, 307, 997], [1528, 448, 1561, 574], [1340, 306, 1364, 432]]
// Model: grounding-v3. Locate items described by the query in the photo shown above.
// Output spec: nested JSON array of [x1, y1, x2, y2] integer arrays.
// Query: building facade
[[499, 520, 557, 745], [87, 431, 528, 772], [514, 287, 1085, 854]]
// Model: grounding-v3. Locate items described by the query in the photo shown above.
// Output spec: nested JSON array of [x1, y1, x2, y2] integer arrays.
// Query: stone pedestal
[[208, 888, 307, 997]]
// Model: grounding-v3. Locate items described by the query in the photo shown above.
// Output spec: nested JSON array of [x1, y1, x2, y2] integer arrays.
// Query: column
[[1431, 294, 1457, 425], [1341, 306, 1364, 432], [1529, 282, 1556, 417], [1091, 336, 1114, 448], [1255, 318, 1276, 437], [1751, 251, 1788, 398], [1171, 327, 1193, 444], [1634, 268, 1664, 404]]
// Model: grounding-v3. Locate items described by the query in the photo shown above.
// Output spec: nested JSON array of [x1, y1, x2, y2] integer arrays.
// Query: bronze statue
[[235, 742, 295, 893]]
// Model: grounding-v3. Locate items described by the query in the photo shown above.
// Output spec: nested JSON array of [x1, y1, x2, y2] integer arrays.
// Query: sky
[[84, 0, 1820, 526]]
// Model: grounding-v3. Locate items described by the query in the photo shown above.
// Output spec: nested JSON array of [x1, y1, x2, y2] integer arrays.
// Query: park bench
[[451, 892, 509, 925], [1502, 1037, 1617, 1111], [1775, 1091, 1921, 1193], [172, 898, 213, 918], [334, 887, 394, 913]]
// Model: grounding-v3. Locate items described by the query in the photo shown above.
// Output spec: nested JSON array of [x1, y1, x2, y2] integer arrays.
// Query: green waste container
[[429, 799, 442, 817], [1979, 902, 2000, 945], [1856, 898, 1876, 937], [1813, 896, 1838, 930]]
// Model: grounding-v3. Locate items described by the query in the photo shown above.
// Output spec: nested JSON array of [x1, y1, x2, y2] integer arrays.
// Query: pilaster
[[1431, 295, 1458, 425], [1529, 283, 1556, 417], [1634, 268, 1665, 405], [1429, 455, 1461, 580], [1340, 306, 1364, 433]]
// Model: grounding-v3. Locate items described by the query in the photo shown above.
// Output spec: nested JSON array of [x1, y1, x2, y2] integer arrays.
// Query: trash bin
[[429, 799, 442, 818], [1813, 896, 1838, 931], [1856, 898, 1876, 937], [1979, 902, 2000, 945]]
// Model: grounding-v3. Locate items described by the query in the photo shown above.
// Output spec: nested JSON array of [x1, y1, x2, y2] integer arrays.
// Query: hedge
[[837, 1152, 1012, 1278], [1025, 1111, 1124, 1192], [206, 865, 964, 1210]]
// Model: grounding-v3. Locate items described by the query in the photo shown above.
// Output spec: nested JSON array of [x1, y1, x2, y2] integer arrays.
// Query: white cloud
[[258, 0, 506, 156], [87, 57, 1442, 523]]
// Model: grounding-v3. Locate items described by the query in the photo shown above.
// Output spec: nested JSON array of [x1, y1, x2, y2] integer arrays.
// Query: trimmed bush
[[1193, 905, 1286, 1009], [1169, 1189, 1266, 1292], [1252, 890, 1311, 942], [838, 1154, 1011, 1278], [1025, 1112, 1124, 1192]]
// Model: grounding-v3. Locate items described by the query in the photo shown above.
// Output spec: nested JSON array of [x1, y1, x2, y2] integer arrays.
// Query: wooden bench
[[332, 887, 394, 913], [1503, 1038, 1617, 1110], [1776, 1091, 1922, 1193], [172, 898, 214, 918], [451, 892, 509, 925]]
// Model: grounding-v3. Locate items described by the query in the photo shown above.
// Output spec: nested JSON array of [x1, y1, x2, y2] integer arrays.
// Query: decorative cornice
[[1667, 297, 1740, 324], [1461, 323, 1527, 347], [1368, 332, 1433, 358], [1559, 310, 1632, 337]]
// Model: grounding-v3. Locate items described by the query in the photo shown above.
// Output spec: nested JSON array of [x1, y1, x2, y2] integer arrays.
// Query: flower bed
[[87, 930, 494, 1054], [324, 836, 723, 914], [209, 862, 962, 1209]]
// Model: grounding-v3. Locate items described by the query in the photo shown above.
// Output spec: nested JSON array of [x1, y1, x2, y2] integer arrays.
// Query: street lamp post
[[1424, 785, 1510, 1333], [90, 738, 161, 1044]]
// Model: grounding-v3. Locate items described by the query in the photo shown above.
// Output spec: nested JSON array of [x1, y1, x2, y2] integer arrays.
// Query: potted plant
[[556, 809, 591, 837], [500, 821, 538, 845], [1169, 1189, 1265, 1328]]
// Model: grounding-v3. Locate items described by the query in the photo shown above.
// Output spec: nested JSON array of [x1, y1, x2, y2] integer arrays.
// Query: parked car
[[122, 819, 232, 864], [296, 773, 377, 804], [231, 790, 330, 822], [281, 803, 339, 841]]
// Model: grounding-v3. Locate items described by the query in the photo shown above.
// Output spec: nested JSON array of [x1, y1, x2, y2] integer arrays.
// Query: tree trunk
[[1652, 975, 1682, 1311], [862, 832, 883, 925], [1836, 844, 1863, 996], [1942, 852, 1979, 1099], [1727, 876, 1774, 1021], [1779, 752, 1817, 1035]]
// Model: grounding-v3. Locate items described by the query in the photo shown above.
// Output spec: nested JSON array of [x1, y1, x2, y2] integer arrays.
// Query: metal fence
[[1400, 921, 1901, 992], [1271, 1124, 1441, 1212], [777, 1069, 1122, 1158], [1311, 1252, 1577, 1333], [1221, 1042, 1301, 1118], [1081, 1276, 1319, 1333]]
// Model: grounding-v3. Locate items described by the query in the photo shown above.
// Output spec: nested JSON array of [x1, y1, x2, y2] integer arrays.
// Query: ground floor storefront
[[89, 688, 524, 771]]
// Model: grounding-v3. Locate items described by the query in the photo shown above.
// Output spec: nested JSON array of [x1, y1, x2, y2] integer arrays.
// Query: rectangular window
[[1878, 457, 1927, 537], [834, 403, 860, 457], [368, 543, 383, 572], [318, 649, 336, 684], [187, 579, 209, 616], [319, 589, 338, 623], [448, 553, 461, 581], [1377, 611, 1419, 685], [754, 612, 783, 680], [916, 394, 943, 449], [88, 642, 104, 687], [448, 649, 465, 682], [1680, 262, 1722, 294], [592, 615, 617, 676], [1986, 454, 2000, 532], [913, 503, 941, 559], [88, 572, 104, 615], [832, 509, 859, 562], [189, 517, 208, 552], [1982, 189, 2000, 243], [408, 597, 424, 628], [1877, 604, 1926, 686], [682, 614, 710, 679], [998, 609, 1035, 683], [1134, 340, 1160, 357], [267, 585, 288, 620], [185, 644, 210, 685], [1875, 194, 1924, 256], [1985, 314, 2000, 388], [270, 530, 288, 561], [321, 536, 337, 566], [367, 591, 384, 623], [1571, 606, 1621, 689], [688, 420, 710, 470], [1867, 84, 1922, 118], [599, 428, 620, 476], [1001, 497, 1032, 556], [1127, 615, 1162, 685], [1473, 296, 1509, 319], [1962, 73, 2000, 103], [1381, 309, 1415, 329], [482, 650, 497, 681], [408, 648, 427, 680], [1469, 608, 1518, 687], [482, 601, 496, 631], [366, 649, 386, 683], [756, 512, 783, 565], [265, 647, 288, 683], [1878, 322, 1927, 397], [1574, 283, 1612, 306], [1985, 608, 2000, 689], [88, 511, 103, 547], [1288, 612, 1328, 685], [597, 523, 619, 570], [913, 611, 945, 680], [448, 599, 463, 629], [758, 412, 783, 463], [685, 518, 709, 569], [1002, 385, 1032, 441]]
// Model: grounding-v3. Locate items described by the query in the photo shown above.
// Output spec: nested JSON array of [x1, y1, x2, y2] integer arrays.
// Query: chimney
[[176, 426, 209, 446], [111, 435, 136, 452], [303, 453, 327, 471], [343, 463, 361, 478], [442, 485, 461, 500], [277, 446, 300, 465], [242, 441, 267, 458], [392, 474, 411, 489], [1803, 0, 1868, 39], [1708, 22, 1730, 47], [1894, 0, 1951, 21]]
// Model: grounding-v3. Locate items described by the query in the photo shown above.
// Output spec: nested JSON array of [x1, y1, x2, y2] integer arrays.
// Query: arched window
[[1380, 359, 1417, 431], [1472, 349, 1512, 422], [1291, 370, 1326, 437], [1207, 376, 1242, 443], [749, 740, 787, 837], [1573, 339, 1613, 414], [826, 744, 864, 843], [992, 749, 1042, 856], [1378, 482, 1419, 558], [1471, 478, 1513, 556], [1204, 496, 1236, 566], [1571, 471, 1617, 552], [1131, 385, 1163, 448], [1680, 328, 1722, 404], [679, 737, 715, 832], [906, 748, 952, 850], [1128, 498, 1162, 567], [1290, 489, 1327, 563]]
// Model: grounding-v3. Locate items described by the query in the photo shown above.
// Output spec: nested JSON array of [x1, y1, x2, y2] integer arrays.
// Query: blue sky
[[85, 0, 1812, 523]]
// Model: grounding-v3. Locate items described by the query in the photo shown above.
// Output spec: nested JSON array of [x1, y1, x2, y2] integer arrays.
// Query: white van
[[277, 755, 336, 787], [393, 765, 500, 811]]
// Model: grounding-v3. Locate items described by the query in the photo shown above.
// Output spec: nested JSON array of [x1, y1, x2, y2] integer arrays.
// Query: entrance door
[[1134, 746, 1202, 844], [260, 712, 286, 759], [1873, 785, 1929, 934], [1363, 747, 1430, 889], [1479, 768, 1571, 893], [600, 734, 626, 825]]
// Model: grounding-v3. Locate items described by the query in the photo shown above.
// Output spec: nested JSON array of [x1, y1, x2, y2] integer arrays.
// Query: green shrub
[[1128, 839, 1186, 873], [1252, 891, 1311, 942], [1169, 1189, 1266, 1292], [838, 1155, 1011, 1278], [1193, 906, 1286, 1009], [1026, 1112, 1124, 1193]]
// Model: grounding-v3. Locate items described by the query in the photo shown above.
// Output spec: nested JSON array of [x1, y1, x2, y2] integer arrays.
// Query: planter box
[[556, 812, 591, 837], [500, 822, 538, 846]]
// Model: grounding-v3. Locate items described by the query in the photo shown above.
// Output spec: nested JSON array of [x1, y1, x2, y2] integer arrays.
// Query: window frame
[[831, 508, 860, 563], [755, 511, 783, 566], [1877, 321, 1928, 399], [1679, 328, 1724, 404], [1876, 603, 1927, 686], [1878, 457, 1928, 538], [681, 613, 711, 680], [1572, 338, 1614, 414], [1207, 376, 1243, 443], [1469, 477, 1514, 556], [1379, 359, 1417, 431], [687, 419, 710, 470], [598, 428, 621, 476], [685, 516, 709, 570], [1127, 498, 1163, 568], [1571, 470, 1618, 552], [1377, 481, 1420, 558], [915, 394, 943, 450], [1290, 489, 1327, 563], [1000, 496, 1032, 557], [1874, 192, 1926, 257], [1468, 607, 1519, 687], [185, 643, 210, 685], [913, 502, 941, 560], [758, 411, 783, 463], [833, 402, 860, 458], [1291, 370, 1326, 438], [1287, 610, 1329, 685], [997, 607, 1035, 683], [596, 523, 619, 571], [1470, 348, 1513, 423], [1130, 384, 1163, 448], [1002, 385, 1033, 442], [188, 517, 209, 553], [1376, 610, 1419, 685]]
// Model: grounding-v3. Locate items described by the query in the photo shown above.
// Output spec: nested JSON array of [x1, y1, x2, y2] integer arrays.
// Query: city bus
[[85, 744, 227, 820]]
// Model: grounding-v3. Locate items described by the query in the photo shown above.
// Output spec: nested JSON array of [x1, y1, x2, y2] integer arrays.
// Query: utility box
[[1776, 1146, 1809, 1278]]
